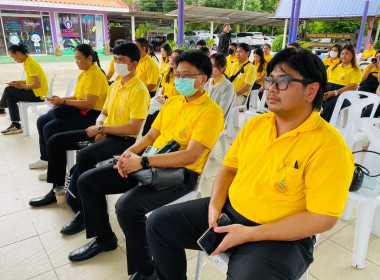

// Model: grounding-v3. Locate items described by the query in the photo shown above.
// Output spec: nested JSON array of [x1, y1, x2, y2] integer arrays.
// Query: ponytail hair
[[166, 49, 184, 84], [75, 43, 106, 76], [8, 43, 29, 55]]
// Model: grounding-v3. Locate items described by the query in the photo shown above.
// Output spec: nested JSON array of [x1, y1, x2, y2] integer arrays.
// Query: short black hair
[[263, 43, 271, 50], [8, 43, 29, 54], [267, 48, 327, 111], [113, 43, 140, 63], [199, 46, 210, 56], [289, 42, 301, 49], [230, 43, 238, 48], [175, 50, 212, 79], [237, 43, 251, 53], [135, 37, 149, 53], [196, 39, 207, 47]]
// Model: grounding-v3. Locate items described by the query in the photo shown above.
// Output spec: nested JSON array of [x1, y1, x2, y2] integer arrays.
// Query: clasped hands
[[7, 81, 24, 89], [46, 95, 64, 106], [113, 151, 142, 178]]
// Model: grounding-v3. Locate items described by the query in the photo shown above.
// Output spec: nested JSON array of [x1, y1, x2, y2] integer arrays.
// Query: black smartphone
[[197, 213, 232, 256], [372, 57, 377, 64]]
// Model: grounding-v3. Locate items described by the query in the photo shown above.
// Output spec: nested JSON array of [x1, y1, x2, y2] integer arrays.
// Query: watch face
[[97, 126, 102, 133]]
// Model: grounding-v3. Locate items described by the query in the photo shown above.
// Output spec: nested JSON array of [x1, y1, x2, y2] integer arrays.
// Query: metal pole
[[282, 19, 288, 50], [210, 21, 214, 38], [174, 18, 177, 44], [357, 0, 370, 54], [291, 0, 301, 43], [178, 0, 185, 46], [365, 17, 375, 50], [288, 0, 296, 45], [131, 16, 135, 41], [375, 19, 380, 43]]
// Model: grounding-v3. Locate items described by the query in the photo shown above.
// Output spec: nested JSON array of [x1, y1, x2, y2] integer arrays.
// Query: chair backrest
[[249, 89, 260, 109], [258, 90, 267, 110], [154, 75, 164, 97], [65, 77, 78, 97], [45, 71, 57, 99], [21, 70, 26, 80], [192, 144, 216, 196], [222, 94, 236, 130], [359, 61, 370, 71], [329, 91, 380, 131], [137, 120, 146, 140], [359, 119, 380, 177]]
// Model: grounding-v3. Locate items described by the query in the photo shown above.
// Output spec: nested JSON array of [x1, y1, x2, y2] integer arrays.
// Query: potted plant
[[55, 44, 62, 56], [104, 41, 110, 55]]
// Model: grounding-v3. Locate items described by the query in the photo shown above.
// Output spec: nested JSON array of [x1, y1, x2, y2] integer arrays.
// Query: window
[[81, 14, 104, 50], [57, 13, 81, 52]]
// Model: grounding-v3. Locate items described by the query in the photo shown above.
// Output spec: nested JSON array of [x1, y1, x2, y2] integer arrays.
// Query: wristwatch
[[141, 156, 149, 169], [97, 125, 103, 133]]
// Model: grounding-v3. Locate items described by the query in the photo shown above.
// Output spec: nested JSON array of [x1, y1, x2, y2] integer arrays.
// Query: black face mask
[[228, 49, 234, 55]]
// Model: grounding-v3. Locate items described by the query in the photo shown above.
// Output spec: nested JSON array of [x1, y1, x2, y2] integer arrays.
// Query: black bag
[[350, 150, 380, 192], [358, 72, 379, 93], [129, 167, 185, 190], [47, 105, 80, 120], [229, 61, 250, 83]]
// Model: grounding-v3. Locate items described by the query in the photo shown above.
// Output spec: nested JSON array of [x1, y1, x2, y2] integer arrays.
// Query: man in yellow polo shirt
[[263, 43, 273, 63], [360, 41, 376, 61], [226, 43, 256, 106], [135, 37, 160, 97], [28, 43, 150, 233], [146, 48, 354, 280], [69, 51, 224, 280]]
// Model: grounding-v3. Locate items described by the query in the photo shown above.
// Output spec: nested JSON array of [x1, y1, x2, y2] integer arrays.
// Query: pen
[[294, 161, 298, 169]]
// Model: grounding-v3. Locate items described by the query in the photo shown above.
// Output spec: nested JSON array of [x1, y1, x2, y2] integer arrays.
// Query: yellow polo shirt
[[363, 64, 378, 78], [23, 56, 48, 99], [74, 64, 108, 111], [161, 71, 179, 98], [224, 111, 354, 224], [323, 57, 340, 67], [229, 60, 256, 96], [109, 58, 115, 73], [226, 55, 238, 76], [152, 92, 224, 174], [264, 54, 273, 63], [362, 49, 376, 58], [136, 54, 160, 92], [254, 63, 267, 86], [159, 59, 170, 75], [103, 76, 150, 137], [327, 64, 362, 86]]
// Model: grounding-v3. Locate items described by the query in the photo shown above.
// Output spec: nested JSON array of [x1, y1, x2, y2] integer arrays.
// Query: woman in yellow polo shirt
[[252, 48, 267, 91], [322, 44, 362, 122], [359, 50, 380, 93], [29, 44, 109, 180], [323, 44, 342, 69], [0, 43, 48, 135], [159, 43, 172, 75]]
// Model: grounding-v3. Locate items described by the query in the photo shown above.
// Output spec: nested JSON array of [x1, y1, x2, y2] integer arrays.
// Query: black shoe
[[60, 211, 85, 235], [1, 123, 23, 135], [129, 270, 158, 280], [68, 235, 118, 262], [29, 190, 57, 207]]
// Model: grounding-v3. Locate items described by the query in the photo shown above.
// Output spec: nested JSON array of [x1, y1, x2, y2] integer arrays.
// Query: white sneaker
[[29, 159, 48, 169], [38, 170, 47, 181]]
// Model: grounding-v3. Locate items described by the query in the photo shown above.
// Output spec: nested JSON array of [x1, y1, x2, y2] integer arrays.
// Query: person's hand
[[259, 86, 264, 93], [113, 152, 132, 178], [323, 91, 335, 101], [208, 206, 221, 229], [156, 95, 165, 104], [94, 133, 106, 142], [212, 224, 252, 256], [8, 81, 23, 89], [119, 151, 143, 174], [48, 96, 64, 106], [86, 125, 99, 138]]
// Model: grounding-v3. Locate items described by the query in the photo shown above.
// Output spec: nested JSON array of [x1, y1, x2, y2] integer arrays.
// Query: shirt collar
[[117, 75, 138, 89], [179, 90, 210, 105], [85, 64, 97, 74], [140, 54, 148, 62], [23, 56, 31, 66]]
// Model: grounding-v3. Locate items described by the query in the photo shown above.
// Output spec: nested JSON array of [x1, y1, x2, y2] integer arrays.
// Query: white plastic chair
[[244, 90, 268, 125], [210, 94, 236, 160], [226, 90, 253, 138], [329, 91, 380, 135], [359, 61, 370, 71], [195, 234, 320, 280], [340, 118, 380, 269], [19, 71, 56, 136]]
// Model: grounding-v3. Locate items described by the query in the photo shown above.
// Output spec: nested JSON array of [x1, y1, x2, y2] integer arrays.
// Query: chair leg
[[233, 108, 240, 128], [226, 112, 234, 138], [352, 202, 375, 269], [195, 251, 206, 280], [19, 104, 30, 136], [340, 199, 355, 221], [220, 134, 226, 159], [371, 206, 380, 237]]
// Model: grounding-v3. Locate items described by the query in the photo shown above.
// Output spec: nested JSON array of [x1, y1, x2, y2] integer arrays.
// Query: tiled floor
[[1, 62, 380, 280]]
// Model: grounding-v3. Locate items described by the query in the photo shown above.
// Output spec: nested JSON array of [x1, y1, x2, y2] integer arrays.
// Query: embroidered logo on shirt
[[274, 178, 288, 193], [119, 106, 124, 115], [340, 75, 345, 80]]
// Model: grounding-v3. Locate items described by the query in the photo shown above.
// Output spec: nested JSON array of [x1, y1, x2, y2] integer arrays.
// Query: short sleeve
[[26, 62, 39, 77], [244, 64, 256, 85], [109, 59, 115, 72], [145, 61, 159, 86], [350, 69, 362, 85], [223, 122, 247, 169], [130, 87, 150, 120], [151, 104, 164, 131], [84, 71, 103, 97], [190, 104, 224, 150]]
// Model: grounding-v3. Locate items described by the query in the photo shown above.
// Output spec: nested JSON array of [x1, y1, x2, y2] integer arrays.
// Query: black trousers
[[77, 163, 198, 275], [0, 86, 41, 121], [147, 198, 315, 280], [37, 110, 99, 161]]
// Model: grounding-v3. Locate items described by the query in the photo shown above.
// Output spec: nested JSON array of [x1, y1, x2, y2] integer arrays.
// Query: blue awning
[[274, 0, 380, 20]]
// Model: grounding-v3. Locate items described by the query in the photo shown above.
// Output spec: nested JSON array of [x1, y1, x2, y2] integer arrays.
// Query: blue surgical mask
[[174, 78, 199, 97]]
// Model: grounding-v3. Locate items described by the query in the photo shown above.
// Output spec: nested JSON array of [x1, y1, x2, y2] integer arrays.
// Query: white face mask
[[114, 62, 131, 77], [330, 51, 338, 58]]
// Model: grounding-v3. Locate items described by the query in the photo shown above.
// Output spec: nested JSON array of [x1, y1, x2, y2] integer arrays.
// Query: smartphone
[[197, 213, 233, 256], [372, 57, 377, 63]]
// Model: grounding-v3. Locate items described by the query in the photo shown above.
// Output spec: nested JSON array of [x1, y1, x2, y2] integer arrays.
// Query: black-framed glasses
[[263, 76, 313, 91], [174, 73, 204, 79]]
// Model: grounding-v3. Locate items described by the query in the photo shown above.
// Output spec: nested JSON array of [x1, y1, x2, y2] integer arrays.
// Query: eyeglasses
[[263, 76, 313, 91], [174, 73, 204, 79]]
